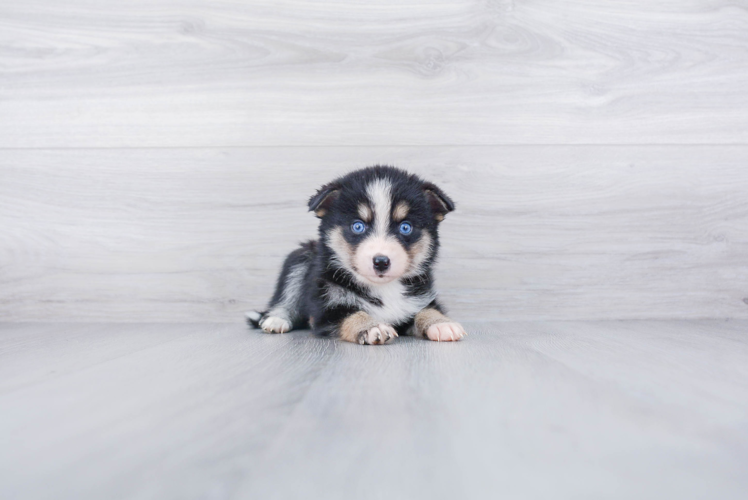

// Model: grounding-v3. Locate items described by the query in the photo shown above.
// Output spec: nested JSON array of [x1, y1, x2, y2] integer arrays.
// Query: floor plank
[[0, 323, 337, 500], [2, 146, 747, 322], [2, 1, 748, 147], [1, 321, 747, 499]]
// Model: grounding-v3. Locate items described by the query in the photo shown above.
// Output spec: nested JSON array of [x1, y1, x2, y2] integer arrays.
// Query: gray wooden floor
[[1, 321, 747, 500]]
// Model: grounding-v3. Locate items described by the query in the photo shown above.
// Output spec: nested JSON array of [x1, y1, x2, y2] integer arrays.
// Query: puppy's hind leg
[[246, 242, 315, 334]]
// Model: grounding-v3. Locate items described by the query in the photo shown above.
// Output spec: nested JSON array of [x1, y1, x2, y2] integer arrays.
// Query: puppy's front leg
[[339, 311, 398, 345], [414, 308, 467, 342]]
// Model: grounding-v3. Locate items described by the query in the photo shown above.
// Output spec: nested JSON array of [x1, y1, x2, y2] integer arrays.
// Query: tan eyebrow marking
[[393, 201, 409, 222], [358, 203, 372, 223]]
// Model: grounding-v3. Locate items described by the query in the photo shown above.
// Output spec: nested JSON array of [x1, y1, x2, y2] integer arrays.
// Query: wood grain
[[2, 1, 748, 147], [1, 146, 747, 322], [1, 321, 747, 499]]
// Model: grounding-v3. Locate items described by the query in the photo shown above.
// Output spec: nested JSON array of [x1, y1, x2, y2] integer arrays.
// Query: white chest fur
[[362, 281, 435, 325], [323, 280, 436, 326]]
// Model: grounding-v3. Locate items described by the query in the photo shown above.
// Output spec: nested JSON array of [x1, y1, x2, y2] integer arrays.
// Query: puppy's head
[[309, 166, 454, 285]]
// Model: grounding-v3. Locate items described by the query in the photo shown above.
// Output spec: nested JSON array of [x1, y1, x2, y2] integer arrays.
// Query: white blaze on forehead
[[366, 178, 393, 237]]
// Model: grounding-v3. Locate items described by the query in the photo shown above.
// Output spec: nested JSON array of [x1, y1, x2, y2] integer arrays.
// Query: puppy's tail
[[245, 310, 265, 328]]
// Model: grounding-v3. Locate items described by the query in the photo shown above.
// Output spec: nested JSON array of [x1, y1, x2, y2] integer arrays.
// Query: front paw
[[425, 321, 466, 342], [358, 324, 398, 345], [259, 316, 291, 334]]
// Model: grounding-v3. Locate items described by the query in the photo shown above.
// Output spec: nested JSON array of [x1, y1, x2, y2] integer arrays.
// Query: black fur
[[247, 166, 455, 339]]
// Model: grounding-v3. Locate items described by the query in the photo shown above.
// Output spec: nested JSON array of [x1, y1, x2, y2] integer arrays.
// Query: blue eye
[[399, 221, 413, 235], [351, 221, 366, 234]]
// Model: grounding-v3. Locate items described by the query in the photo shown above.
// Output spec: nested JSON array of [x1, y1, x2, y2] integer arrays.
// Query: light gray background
[[2, 1, 748, 499], [2, 0, 747, 322]]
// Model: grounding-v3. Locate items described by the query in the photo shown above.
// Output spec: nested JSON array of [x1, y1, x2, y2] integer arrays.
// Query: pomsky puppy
[[246, 166, 466, 345]]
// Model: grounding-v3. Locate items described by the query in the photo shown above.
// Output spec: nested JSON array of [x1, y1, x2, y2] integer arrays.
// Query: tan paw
[[358, 324, 398, 345], [425, 321, 466, 342], [260, 316, 291, 334]]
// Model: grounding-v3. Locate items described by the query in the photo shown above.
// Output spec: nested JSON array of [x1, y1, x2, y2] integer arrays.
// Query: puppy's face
[[309, 168, 454, 286]]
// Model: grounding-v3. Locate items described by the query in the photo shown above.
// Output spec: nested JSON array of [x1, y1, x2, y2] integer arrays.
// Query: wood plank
[[1, 321, 747, 499], [240, 320, 748, 499], [2, 146, 747, 322], [0, 323, 337, 500], [2, 1, 748, 147]]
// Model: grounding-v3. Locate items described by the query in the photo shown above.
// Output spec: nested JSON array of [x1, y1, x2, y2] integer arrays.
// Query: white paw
[[426, 321, 466, 342], [358, 324, 398, 345], [260, 316, 292, 334]]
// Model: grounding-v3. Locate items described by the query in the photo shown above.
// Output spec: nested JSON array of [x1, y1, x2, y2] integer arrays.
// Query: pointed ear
[[308, 182, 341, 218], [423, 182, 455, 222]]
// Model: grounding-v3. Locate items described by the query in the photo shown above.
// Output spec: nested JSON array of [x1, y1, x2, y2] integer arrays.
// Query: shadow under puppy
[[247, 166, 466, 345]]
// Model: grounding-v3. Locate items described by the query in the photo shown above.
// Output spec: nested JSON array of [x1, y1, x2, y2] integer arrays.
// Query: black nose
[[373, 255, 391, 273]]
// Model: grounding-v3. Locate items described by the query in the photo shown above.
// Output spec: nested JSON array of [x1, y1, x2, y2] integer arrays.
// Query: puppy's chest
[[325, 281, 434, 326], [366, 282, 435, 325]]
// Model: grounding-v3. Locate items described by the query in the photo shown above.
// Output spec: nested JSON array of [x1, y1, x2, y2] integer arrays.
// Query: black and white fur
[[246, 166, 466, 345]]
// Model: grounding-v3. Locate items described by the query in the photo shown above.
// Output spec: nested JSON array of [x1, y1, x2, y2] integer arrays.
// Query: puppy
[[246, 166, 466, 345]]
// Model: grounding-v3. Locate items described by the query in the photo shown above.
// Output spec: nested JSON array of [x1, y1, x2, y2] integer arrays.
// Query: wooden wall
[[2, 1, 747, 321]]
